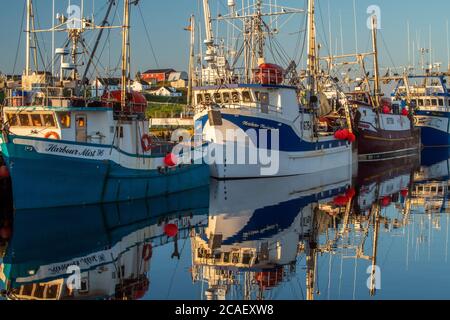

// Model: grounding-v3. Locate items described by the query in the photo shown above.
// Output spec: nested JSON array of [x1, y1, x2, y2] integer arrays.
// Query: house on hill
[[131, 79, 151, 92], [141, 69, 176, 84], [148, 86, 182, 97], [90, 77, 121, 97], [168, 71, 188, 88]]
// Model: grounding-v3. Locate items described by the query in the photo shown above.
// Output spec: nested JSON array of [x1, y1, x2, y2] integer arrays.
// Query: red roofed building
[[141, 68, 176, 84]]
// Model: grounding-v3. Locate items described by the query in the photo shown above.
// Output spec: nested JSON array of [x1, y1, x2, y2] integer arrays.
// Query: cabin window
[[242, 253, 252, 265], [59, 113, 71, 128], [231, 92, 240, 103], [439, 99, 444, 106], [223, 252, 230, 263], [214, 93, 222, 104], [7, 113, 19, 126], [19, 114, 30, 126], [242, 91, 252, 103], [223, 92, 231, 103], [31, 114, 43, 127], [196, 94, 203, 104], [386, 118, 394, 125], [204, 93, 212, 104], [42, 114, 56, 127], [425, 99, 431, 106], [432, 99, 438, 106], [418, 99, 424, 106]]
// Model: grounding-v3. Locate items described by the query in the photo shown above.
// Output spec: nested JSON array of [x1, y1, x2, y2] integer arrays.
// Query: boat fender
[[44, 131, 60, 140], [141, 134, 153, 152]]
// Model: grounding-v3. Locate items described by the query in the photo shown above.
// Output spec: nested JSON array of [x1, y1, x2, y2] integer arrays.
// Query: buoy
[[164, 153, 178, 167], [347, 132, 356, 143], [346, 187, 356, 199], [164, 223, 178, 237], [401, 108, 409, 116], [381, 196, 391, 207], [400, 189, 409, 197], [0, 166, 10, 179], [382, 106, 391, 114], [334, 129, 351, 141], [333, 195, 349, 206]]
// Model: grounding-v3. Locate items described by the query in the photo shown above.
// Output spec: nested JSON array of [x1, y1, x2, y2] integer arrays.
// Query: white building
[[148, 86, 182, 97], [91, 78, 120, 97], [131, 80, 151, 93]]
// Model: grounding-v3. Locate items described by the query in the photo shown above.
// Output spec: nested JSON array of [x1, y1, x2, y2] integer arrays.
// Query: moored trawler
[[193, 0, 353, 179], [0, 0, 209, 210], [391, 73, 450, 147]]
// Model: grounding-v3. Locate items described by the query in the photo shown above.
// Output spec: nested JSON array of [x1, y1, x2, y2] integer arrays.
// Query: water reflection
[[0, 187, 209, 300], [3, 149, 450, 300]]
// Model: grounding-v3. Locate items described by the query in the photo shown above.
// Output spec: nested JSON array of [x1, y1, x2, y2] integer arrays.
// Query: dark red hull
[[357, 128, 421, 161]]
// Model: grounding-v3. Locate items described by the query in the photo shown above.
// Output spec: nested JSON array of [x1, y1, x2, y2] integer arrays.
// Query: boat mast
[[121, 0, 130, 109], [202, 0, 216, 67], [370, 15, 380, 108], [306, 0, 318, 100], [188, 15, 196, 107], [25, 0, 32, 76]]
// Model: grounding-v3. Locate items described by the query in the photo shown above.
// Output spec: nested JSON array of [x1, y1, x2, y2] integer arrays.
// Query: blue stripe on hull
[[197, 113, 347, 153], [419, 126, 450, 146], [2, 142, 210, 209]]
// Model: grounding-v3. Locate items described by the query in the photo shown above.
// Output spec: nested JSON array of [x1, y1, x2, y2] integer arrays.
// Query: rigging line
[[316, 0, 331, 58], [33, 3, 48, 72], [165, 235, 190, 299], [379, 32, 399, 73], [13, 2, 26, 75], [137, 3, 160, 68]]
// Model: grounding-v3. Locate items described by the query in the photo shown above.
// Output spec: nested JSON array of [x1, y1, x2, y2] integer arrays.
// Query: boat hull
[[0, 135, 210, 210], [414, 110, 450, 147], [357, 128, 421, 161], [196, 110, 353, 179]]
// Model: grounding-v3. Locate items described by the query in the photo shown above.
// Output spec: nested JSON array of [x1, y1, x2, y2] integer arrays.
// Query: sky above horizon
[[0, 0, 449, 77]]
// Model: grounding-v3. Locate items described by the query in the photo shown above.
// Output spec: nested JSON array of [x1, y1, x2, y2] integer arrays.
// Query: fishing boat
[[0, 0, 209, 210], [391, 73, 450, 147], [192, 0, 353, 179], [321, 15, 420, 162], [0, 186, 209, 300]]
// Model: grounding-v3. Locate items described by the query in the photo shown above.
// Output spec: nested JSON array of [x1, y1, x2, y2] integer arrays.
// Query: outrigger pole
[[370, 15, 381, 108], [25, 0, 32, 76]]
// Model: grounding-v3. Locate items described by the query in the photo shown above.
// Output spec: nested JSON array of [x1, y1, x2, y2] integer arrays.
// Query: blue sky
[[0, 0, 449, 76]]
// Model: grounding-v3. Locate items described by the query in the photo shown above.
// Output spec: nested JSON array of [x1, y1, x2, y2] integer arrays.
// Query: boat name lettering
[[46, 144, 105, 158], [242, 121, 277, 130], [47, 254, 107, 275]]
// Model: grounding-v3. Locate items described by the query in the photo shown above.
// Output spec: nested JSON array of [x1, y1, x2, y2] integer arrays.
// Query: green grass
[[144, 94, 187, 104], [146, 103, 185, 118]]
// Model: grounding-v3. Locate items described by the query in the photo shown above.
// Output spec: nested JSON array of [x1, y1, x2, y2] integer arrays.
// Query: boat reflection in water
[[0, 187, 209, 300], [191, 166, 353, 300]]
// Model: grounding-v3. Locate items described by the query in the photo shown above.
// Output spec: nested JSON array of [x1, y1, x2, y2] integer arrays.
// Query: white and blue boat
[[391, 74, 450, 146], [193, 0, 353, 179], [0, 0, 209, 210]]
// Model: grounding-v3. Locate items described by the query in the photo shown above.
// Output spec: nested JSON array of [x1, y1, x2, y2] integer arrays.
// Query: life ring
[[142, 243, 153, 261], [44, 131, 60, 140], [141, 134, 153, 152]]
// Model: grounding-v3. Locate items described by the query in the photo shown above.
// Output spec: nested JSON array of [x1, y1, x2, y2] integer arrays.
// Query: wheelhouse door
[[75, 115, 87, 142]]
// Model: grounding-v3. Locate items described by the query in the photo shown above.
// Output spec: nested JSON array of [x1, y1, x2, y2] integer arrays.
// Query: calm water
[[1, 148, 450, 300]]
